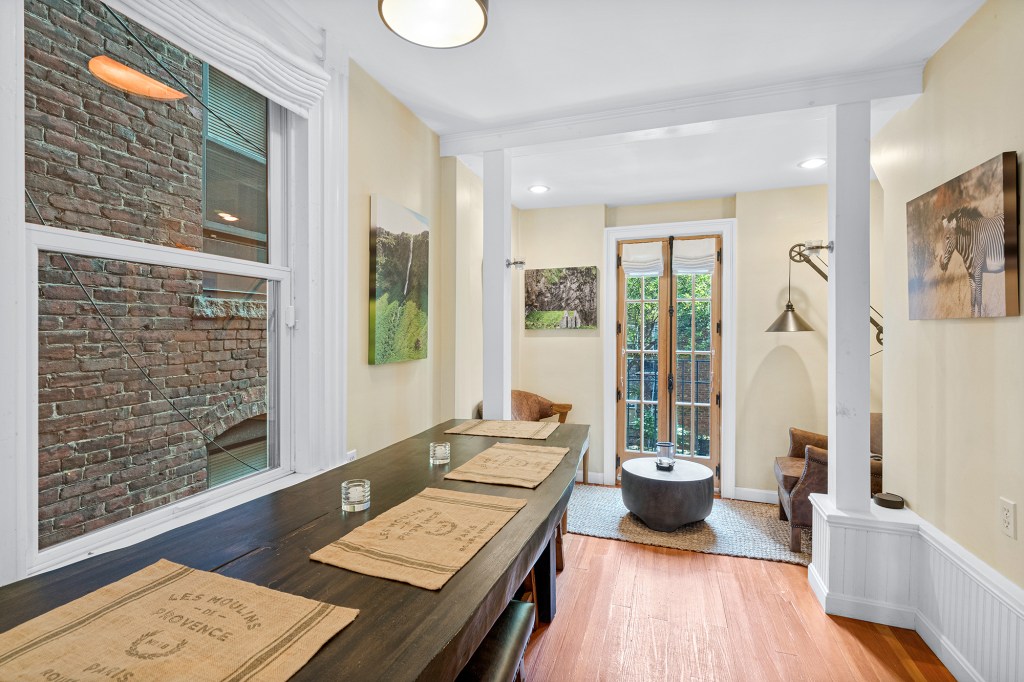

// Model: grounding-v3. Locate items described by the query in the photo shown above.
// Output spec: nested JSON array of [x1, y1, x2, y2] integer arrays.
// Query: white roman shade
[[673, 238, 717, 274], [103, 0, 330, 117], [620, 242, 664, 276]]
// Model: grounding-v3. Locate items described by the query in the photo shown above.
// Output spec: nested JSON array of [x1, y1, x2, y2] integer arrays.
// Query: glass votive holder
[[429, 442, 451, 465], [341, 479, 370, 512]]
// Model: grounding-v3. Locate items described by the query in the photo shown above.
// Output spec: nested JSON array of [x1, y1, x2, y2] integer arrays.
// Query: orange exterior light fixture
[[87, 55, 187, 102], [379, 0, 488, 49]]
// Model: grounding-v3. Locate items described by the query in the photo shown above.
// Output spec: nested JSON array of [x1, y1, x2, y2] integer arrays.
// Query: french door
[[616, 236, 723, 488]]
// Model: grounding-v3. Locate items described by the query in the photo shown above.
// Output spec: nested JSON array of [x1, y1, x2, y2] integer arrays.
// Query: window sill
[[29, 463, 344, 578]]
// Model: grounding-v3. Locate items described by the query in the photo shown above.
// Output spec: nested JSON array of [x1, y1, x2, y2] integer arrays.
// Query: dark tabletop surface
[[0, 420, 590, 681]]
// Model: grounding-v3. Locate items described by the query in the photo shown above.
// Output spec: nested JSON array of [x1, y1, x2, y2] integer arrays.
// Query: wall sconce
[[506, 259, 526, 270]]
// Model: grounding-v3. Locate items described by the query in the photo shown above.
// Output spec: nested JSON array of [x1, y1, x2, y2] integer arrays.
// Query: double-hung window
[[21, 0, 294, 562]]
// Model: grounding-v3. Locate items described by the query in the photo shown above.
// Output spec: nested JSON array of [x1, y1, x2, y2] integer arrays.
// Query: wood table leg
[[582, 448, 590, 484], [535, 530, 557, 623]]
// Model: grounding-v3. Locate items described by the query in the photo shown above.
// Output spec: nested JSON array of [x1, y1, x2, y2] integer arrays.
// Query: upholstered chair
[[774, 413, 883, 552]]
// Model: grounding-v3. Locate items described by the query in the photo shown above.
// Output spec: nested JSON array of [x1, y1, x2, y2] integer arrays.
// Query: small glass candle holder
[[429, 442, 451, 465], [655, 441, 676, 471], [341, 479, 370, 512]]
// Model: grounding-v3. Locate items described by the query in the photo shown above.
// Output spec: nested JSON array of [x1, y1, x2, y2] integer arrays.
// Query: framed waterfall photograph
[[369, 195, 429, 364], [905, 152, 1019, 320]]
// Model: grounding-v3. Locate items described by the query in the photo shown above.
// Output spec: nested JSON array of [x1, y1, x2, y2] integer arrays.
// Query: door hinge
[[716, 320, 721, 335], [668, 305, 674, 318], [715, 392, 721, 407], [667, 374, 674, 394], [617, 254, 622, 267], [717, 249, 722, 263], [284, 305, 297, 329], [715, 464, 720, 478], [616, 388, 622, 402], [617, 322, 622, 334]]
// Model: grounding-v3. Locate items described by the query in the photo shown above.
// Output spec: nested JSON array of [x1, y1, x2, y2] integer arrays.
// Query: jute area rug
[[567, 484, 811, 566]]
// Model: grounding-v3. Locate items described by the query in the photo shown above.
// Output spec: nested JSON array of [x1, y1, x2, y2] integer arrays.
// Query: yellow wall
[[512, 186, 882, 486], [512, 205, 607, 473], [734, 184, 884, 491], [441, 157, 485, 418], [606, 196, 737, 227], [872, 0, 1024, 586], [347, 62, 452, 457]]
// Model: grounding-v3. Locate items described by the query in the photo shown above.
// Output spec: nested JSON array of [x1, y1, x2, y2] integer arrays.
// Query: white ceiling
[[303, 0, 983, 208]]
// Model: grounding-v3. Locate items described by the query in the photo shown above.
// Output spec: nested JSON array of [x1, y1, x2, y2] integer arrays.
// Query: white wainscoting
[[810, 494, 1024, 682]]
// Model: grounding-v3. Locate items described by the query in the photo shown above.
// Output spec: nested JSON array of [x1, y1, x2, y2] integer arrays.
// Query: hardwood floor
[[524, 534, 954, 681]]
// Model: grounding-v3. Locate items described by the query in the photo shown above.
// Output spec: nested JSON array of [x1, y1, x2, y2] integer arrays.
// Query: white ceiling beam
[[440, 63, 922, 156]]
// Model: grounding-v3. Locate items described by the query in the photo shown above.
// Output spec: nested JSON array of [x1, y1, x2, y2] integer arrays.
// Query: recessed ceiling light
[[528, 185, 550, 194], [798, 158, 827, 169]]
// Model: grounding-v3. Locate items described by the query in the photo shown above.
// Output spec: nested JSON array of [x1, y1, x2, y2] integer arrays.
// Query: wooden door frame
[[602, 220, 737, 495], [615, 238, 674, 475]]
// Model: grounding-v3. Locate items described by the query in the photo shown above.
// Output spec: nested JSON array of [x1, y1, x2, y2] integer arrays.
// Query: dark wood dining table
[[0, 419, 589, 681]]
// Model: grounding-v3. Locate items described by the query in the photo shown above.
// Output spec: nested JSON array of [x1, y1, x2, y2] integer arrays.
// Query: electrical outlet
[[999, 498, 1017, 539], [344, 449, 357, 464]]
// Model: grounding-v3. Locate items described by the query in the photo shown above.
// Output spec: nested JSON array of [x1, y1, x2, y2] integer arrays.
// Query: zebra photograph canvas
[[906, 152, 1018, 319]]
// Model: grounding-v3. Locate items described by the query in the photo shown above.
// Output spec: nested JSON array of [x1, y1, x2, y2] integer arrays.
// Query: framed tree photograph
[[369, 195, 429, 364], [906, 152, 1019, 320], [524, 266, 598, 330]]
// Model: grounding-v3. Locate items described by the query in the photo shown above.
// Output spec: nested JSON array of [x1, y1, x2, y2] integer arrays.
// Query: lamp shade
[[379, 0, 488, 48], [766, 302, 814, 333], [87, 56, 187, 102]]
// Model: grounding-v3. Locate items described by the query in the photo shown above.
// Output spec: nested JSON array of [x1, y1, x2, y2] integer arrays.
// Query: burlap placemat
[[311, 488, 527, 590], [444, 419, 559, 440], [0, 559, 357, 682], [444, 442, 570, 489]]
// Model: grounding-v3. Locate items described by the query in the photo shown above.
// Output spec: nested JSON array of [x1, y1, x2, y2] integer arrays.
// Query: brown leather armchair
[[774, 413, 883, 552]]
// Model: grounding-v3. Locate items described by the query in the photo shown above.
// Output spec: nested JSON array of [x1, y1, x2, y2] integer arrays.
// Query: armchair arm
[[787, 427, 828, 459], [789, 445, 829, 528]]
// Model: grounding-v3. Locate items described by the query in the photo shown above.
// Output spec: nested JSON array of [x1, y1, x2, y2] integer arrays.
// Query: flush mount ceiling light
[[528, 185, 550, 194], [217, 211, 239, 222], [798, 157, 827, 170], [379, 0, 488, 49], [87, 55, 187, 101]]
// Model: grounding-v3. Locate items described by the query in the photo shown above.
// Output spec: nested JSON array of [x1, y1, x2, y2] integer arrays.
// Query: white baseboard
[[577, 471, 614, 485], [915, 611, 984, 682], [810, 495, 1024, 681], [731, 487, 779, 504]]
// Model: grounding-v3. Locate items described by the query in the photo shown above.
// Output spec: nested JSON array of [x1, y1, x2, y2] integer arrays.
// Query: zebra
[[939, 206, 1005, 317]]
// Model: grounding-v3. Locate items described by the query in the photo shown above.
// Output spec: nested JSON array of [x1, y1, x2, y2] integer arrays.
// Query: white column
[[0, 0, 27, 585], [481, 150, 512, 419], [826, 102, 871, 513]]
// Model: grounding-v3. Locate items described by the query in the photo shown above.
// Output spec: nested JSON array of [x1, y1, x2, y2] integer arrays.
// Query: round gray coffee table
[[621, 458, 714, 531]]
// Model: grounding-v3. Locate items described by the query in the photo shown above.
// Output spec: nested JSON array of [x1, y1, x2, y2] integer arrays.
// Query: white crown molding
[[440, 63, 923, 155], [105, 0, 330, 117]]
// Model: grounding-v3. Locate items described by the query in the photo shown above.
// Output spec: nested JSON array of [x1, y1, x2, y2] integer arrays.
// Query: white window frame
[[0, 1, 349, 583], [26, 222, 294, 573]]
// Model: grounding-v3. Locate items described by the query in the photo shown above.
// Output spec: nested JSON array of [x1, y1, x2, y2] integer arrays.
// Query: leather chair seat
[[774, 456, 804, 492], [457, 600, 535, 682]]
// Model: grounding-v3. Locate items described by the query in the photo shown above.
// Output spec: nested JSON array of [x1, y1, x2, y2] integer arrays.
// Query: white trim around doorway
[[602, 219, 737, 494]]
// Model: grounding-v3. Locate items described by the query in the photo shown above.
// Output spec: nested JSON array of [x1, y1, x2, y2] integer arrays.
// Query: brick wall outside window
[[26, 0, 270, 548]]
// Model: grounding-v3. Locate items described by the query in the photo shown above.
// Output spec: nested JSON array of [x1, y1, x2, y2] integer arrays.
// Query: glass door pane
[[624, 274, 660, 456], [674, 272, 714, 461]]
